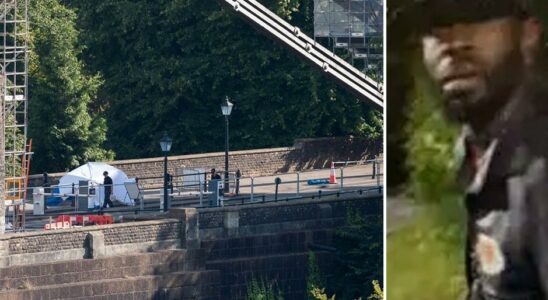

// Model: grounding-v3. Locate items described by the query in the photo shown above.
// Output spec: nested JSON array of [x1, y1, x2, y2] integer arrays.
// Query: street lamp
[[221, 96, 233, 193], [159, 132, 172, 212]]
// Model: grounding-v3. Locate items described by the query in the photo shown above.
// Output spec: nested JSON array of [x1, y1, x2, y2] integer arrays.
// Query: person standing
[[409, 0, 548, 298], [43, 172, 50, 211], [235, 169, 241, 196], [102, 171, 114, 209], [210, 168, 223, 198], [210, 168, 221, 180]]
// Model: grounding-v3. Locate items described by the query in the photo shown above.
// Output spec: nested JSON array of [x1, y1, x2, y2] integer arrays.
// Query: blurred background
[[385, 1, 548, 299]]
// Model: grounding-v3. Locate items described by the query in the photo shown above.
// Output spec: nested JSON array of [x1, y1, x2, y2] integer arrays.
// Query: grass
[[387, 195, 467, 300]]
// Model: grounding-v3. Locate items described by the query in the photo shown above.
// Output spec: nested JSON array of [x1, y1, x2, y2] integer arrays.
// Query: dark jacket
[[104, 176, 113, 193], [459, 79, 548, 299]]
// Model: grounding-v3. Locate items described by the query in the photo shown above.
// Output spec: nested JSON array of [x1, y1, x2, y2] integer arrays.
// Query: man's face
[[421, 17, 528, 118]]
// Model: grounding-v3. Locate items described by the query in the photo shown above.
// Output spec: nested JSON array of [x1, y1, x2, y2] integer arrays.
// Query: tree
[[332, 208, 383, 300], [65, 0, 381, 160], [28, 0, 113, 173]]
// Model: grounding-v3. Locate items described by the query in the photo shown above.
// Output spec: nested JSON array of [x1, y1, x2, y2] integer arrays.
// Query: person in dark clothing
[[43, 172, 50, 211], [210, 168, 221, 180], [43, 172, 49, 187], [235, 169, 241, 195], [210, 168, 223, 197], [407, 0, 548, 298], [102, 171, 114, 208]]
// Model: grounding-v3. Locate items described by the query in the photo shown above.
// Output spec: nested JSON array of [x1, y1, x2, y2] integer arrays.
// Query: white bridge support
[[220, 0, 384, 109]]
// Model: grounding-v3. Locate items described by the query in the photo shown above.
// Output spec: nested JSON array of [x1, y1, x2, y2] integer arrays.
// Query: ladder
[[5, 138, 31, 231]]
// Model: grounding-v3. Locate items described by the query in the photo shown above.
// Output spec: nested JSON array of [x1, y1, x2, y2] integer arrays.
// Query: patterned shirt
[[457, 81, 548, 300]]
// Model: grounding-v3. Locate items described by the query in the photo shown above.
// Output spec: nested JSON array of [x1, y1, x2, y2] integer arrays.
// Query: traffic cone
[[329, 161, 337, 184]]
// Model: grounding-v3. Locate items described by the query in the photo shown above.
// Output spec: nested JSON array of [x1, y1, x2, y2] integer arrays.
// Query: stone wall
[[28, 137, 381, 188], [201, 230, 336, 299], [102, 221, 180, 246], [0, 219, 181, 267], [0, 196, 381, 300], [0, 249, 219, 299], [194, 196, 382, 300], [8, 231, 88, 255], [198, 196, 382, 239], [207, 251, 333, 299]]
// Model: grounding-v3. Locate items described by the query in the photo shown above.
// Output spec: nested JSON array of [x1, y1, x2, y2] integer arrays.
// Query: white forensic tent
[[58, 162, 134, 207]]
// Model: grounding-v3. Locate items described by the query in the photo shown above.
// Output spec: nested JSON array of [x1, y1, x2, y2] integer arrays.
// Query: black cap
[[391, 0, 532, 33]]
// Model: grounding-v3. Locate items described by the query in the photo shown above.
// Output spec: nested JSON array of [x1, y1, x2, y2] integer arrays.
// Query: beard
[[440, 49, 525, 127]]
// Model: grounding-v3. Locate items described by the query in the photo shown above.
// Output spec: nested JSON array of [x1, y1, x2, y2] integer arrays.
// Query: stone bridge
[[0, 195, 382, 299]]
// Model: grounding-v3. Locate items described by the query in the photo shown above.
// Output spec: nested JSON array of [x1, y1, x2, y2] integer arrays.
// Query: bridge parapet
[[28, 137, 381, 189], [197, 195, 381, 239]]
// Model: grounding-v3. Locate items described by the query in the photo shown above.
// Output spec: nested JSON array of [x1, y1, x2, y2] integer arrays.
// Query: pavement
[[14, 164, 382, 231], [236, 164, 381, 195]]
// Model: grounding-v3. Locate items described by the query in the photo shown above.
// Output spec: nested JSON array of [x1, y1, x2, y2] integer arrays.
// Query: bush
[[307, 251, 325, 300], [405, 63, 460, 204], [246, 276, 283, 300], [330, 207, 382, 300]]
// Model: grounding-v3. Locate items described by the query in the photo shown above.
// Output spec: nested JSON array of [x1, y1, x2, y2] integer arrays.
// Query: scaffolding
[[1, 0, 29, 231], [314, 0, 383, 78]]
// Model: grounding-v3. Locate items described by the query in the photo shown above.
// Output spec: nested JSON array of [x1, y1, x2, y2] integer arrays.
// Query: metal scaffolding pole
[[1, 0, 29, 233]]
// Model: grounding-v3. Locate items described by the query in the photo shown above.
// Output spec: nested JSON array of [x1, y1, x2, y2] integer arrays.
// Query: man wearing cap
[[412, 0, 548, 299]]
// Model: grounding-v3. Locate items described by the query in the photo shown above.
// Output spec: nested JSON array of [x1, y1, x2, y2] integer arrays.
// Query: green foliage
[[387, 1, 548, 296], [63, 0, 381, 161], [331, 207, 383, 300], [311, 287, 336, 300], [310, 280, 383, 300], [28, 0, 113, 172], [246, 276, 284, 300], [357, 110, 383, 141], [306, 251, 325, 300], [389, 49, 466, 300], [367, 280, 383, 300], [405, 60, 460, 203], [4, 115, 26, 177], [391, 54, 466, 300], [387, 198, 466, 300], [308, 251, 384, 300]]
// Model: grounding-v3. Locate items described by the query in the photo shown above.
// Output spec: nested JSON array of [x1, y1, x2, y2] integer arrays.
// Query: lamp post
[[221, 97, 233, 193], [159, 132, 172, 212]]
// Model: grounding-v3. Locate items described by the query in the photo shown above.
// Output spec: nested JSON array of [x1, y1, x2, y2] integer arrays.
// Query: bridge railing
[[17, 160, 383, 229]]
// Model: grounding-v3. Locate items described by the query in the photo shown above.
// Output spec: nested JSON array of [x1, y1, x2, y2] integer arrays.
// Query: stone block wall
[[196, 196, 382, 300], [0, 219, 182, 267], [0, 196, 380, 300], [198, 196, 382, 239], [207, 251, 334, 299], [0, 250, 220, 299], [102, 222, 180, 246], [201, 231, 310, 261], [8, 231, 88, 255], [111, 148, 294, 181]]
